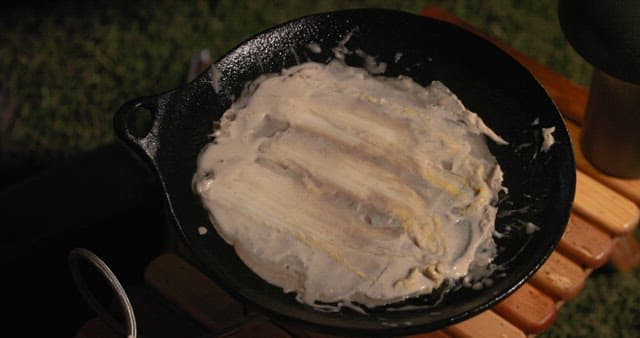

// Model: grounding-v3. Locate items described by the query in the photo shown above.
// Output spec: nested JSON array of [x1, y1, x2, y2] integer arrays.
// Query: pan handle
[[113, 95, 159, 158], [69, 248, 137, 338]]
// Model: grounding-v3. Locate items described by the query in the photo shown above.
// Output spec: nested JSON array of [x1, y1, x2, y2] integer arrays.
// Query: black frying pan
[[113, 8, 575, 336]]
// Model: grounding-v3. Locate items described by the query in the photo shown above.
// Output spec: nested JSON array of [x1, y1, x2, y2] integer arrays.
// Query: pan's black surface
[[114, 9, 575, 336]]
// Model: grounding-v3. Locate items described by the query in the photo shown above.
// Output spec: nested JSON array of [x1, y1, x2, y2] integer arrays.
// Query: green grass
[[547, 263, 640, 338], [0, 0, 636, 336]]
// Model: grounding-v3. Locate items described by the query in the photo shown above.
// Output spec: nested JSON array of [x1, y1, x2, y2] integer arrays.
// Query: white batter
[[193, 60, 507, 309]]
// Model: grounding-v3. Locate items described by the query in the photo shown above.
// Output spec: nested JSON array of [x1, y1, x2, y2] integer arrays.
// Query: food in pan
[[193, 60, 507, 309]]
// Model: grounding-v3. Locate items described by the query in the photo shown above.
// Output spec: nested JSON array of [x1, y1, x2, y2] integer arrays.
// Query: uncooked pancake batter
[[193, 60, 507, 309]]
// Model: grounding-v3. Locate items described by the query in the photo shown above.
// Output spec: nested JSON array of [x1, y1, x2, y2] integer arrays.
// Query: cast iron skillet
[[113, 8, 575, 336]]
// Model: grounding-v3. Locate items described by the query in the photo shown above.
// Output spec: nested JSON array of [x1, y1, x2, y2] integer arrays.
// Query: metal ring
[[68, 248, 137, 338]]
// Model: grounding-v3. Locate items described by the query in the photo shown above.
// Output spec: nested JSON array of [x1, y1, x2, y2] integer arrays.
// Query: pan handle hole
[[127, 105, 153, 139]]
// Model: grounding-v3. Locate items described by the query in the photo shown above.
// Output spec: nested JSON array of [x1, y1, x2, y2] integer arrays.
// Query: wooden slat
[[558, 213, 613, 268], [144, 254, 247, 332], [275, 321, 341, 338], [225, 320, 291, 338], [573, 170, 640, 236], [566, 117, 640, 273], [529, 251, 586, 300], [145, 254, 292, 337], [493, 283, 556, 334], [407, 330, 452, 338], [145, 254, 462, 338], [444, 310, 526, 338], [609, 233, 640, 272]]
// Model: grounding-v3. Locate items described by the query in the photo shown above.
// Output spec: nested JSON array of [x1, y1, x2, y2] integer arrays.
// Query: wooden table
[[77, 7, 640, 338]]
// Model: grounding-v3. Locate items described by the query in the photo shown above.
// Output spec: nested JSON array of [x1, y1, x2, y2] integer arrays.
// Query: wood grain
[[444, 310, 526, 338], [573, 170, 640, 236], [493, 283, 557, 334], [530, 251, 586, 300], [558, 213, 613, 268]]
